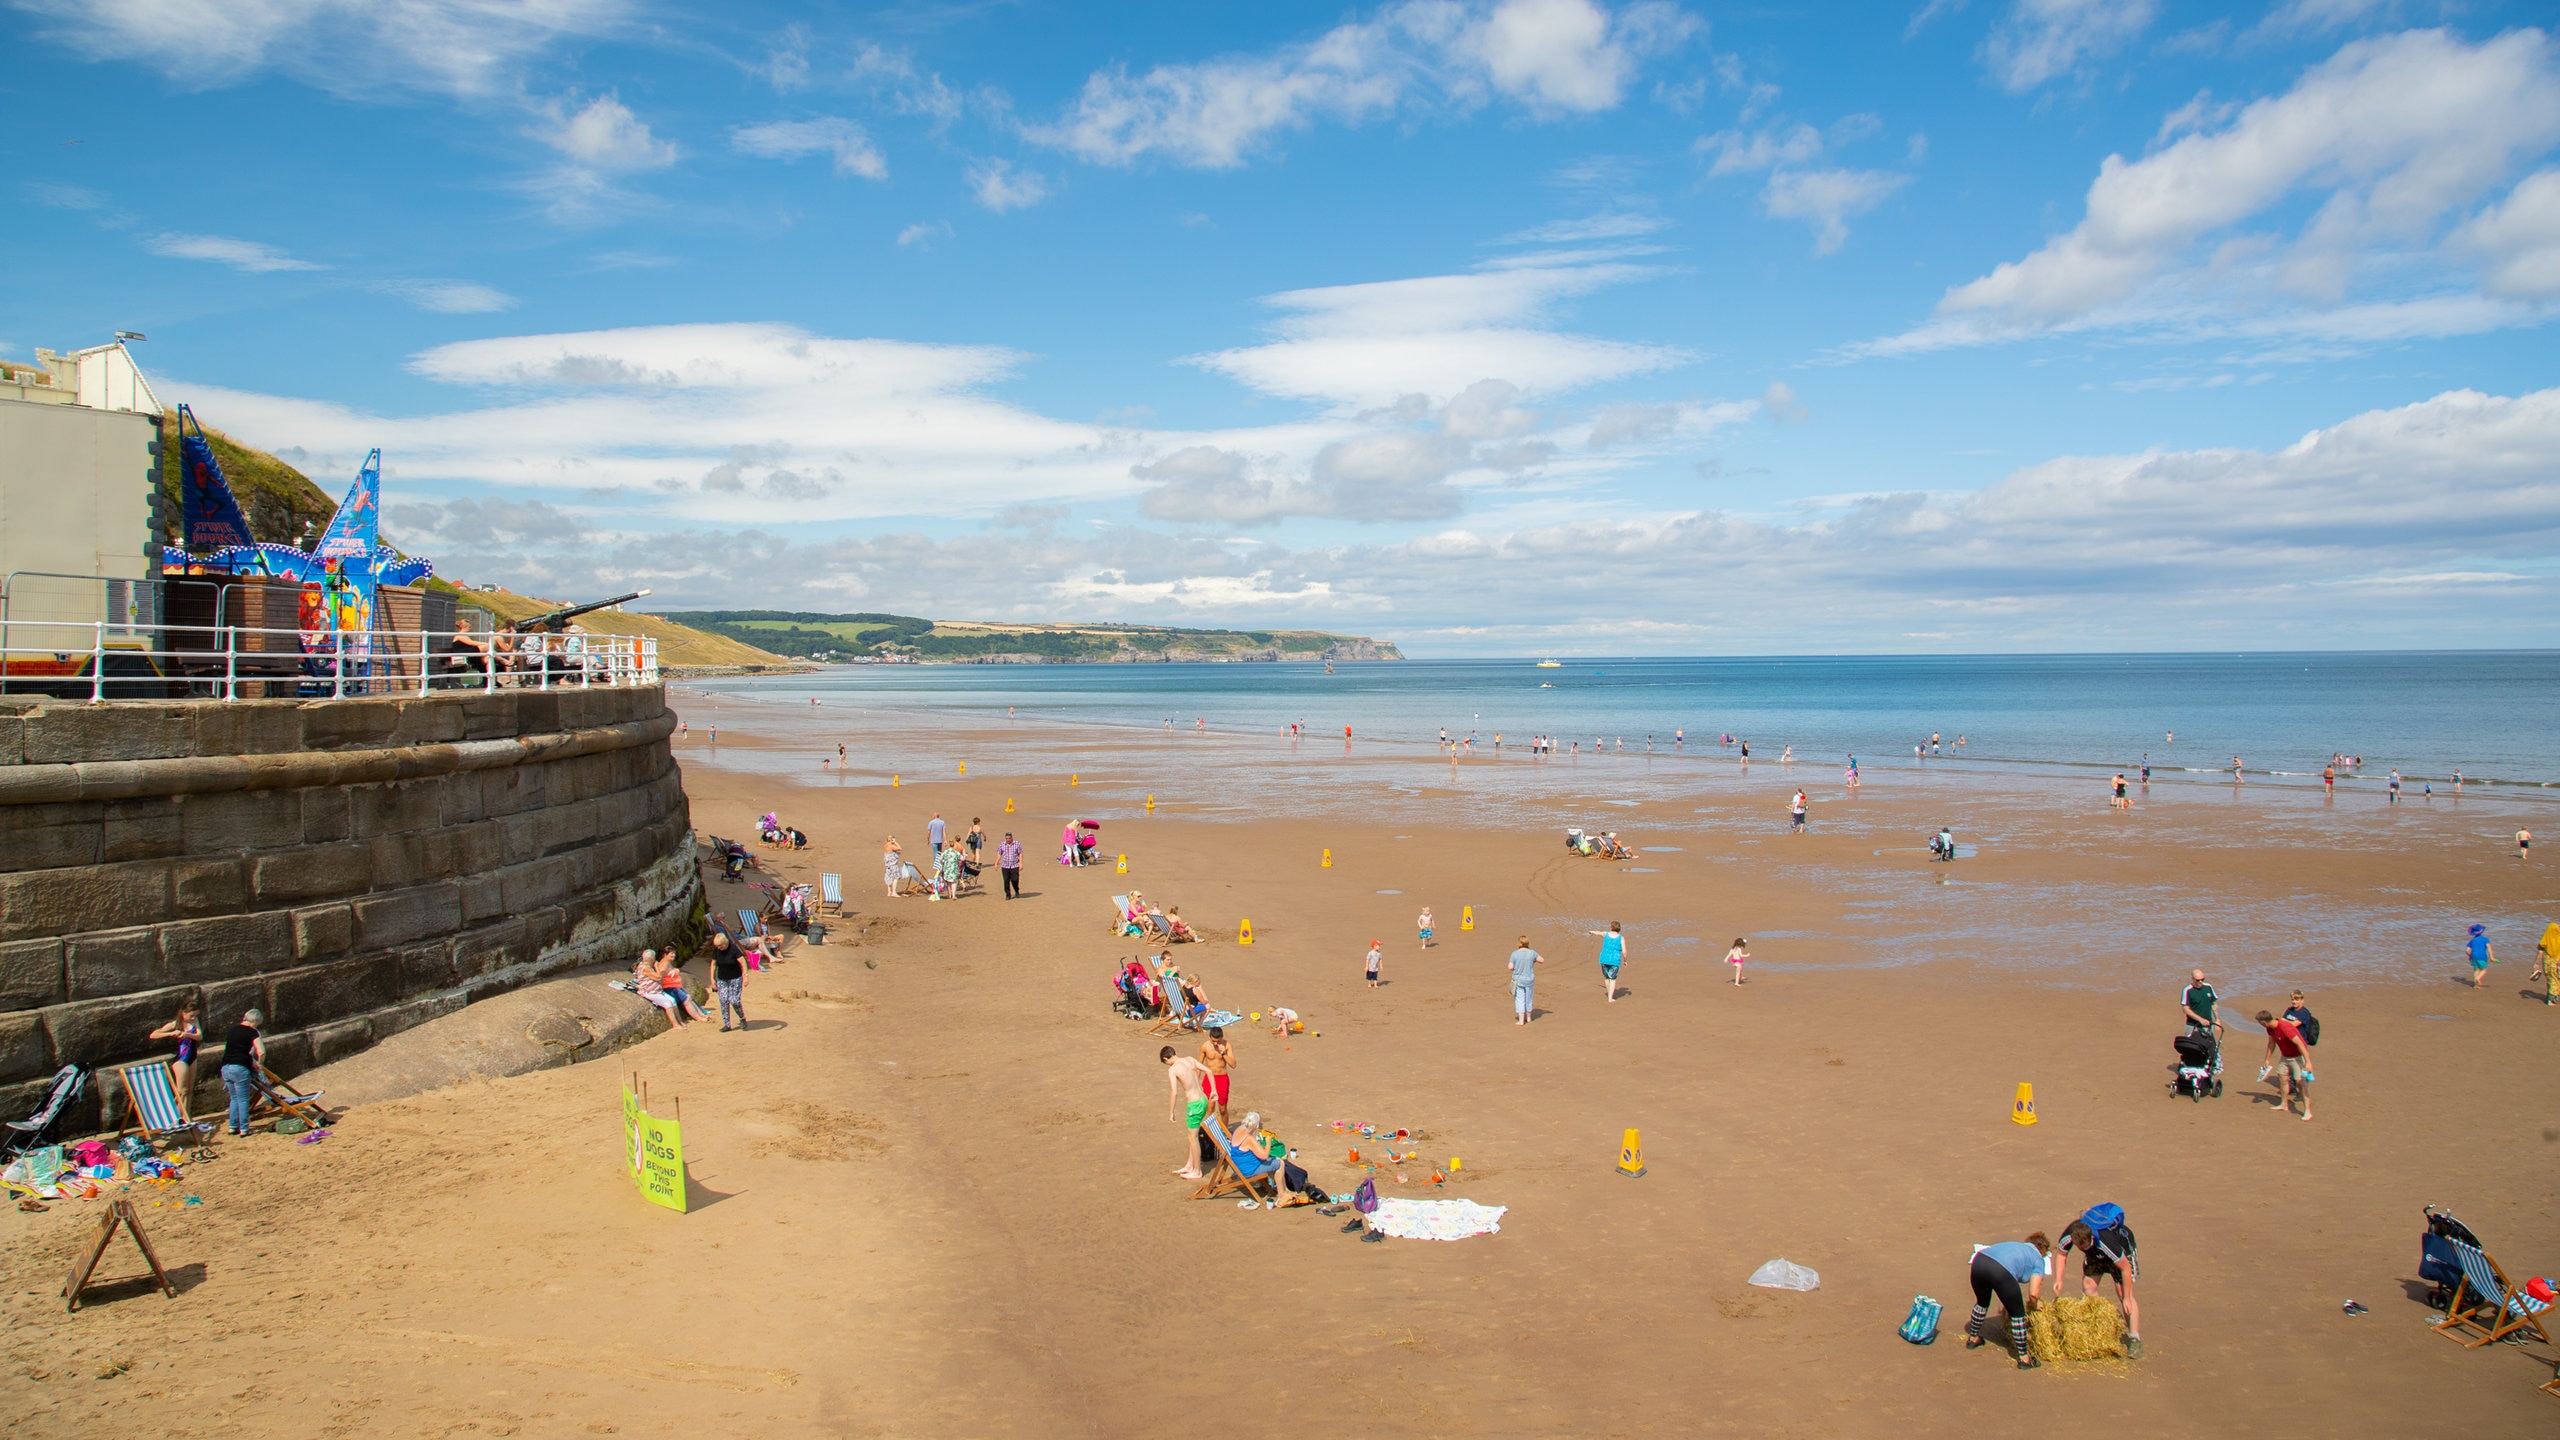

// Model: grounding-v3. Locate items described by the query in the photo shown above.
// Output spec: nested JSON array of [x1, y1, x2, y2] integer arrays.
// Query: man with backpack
[[2057, 1203, 2144, 1359]]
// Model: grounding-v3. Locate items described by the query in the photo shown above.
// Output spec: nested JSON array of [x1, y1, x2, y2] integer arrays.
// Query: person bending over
[[1965, 1234, 2053, 1369], [2057, 1206, 2144, 1358]]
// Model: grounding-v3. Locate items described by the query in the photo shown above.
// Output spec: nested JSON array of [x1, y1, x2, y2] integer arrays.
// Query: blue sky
[[5, 0, 2557, 653]]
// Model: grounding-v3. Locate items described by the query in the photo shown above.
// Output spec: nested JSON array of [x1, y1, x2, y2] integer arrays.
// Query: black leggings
[[1969, 1251, 2026, 1317]]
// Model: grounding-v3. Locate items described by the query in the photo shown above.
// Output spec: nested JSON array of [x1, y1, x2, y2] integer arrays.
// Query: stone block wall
[[0, 685, 698, 1130]]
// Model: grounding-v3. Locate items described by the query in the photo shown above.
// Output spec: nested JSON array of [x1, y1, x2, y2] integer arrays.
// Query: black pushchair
[[4, 1064, 87, 1160], [2421, 1206, 2483, 1311], [2171, 1025, 2222, 1099]]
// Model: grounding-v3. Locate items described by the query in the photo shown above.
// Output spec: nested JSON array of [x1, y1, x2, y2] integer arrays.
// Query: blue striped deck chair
[[2435, 1239, 2554, 1348], [1109, 894, 1133, 935], [1191, 1118, 1280, 1205], [114, 1061, 193, 1140], [819, 873, 843, 916], [738, 909, 762, 939], [1145, 957, 1200, 1038]]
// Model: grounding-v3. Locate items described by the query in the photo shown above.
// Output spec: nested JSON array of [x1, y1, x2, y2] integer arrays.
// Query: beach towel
[[1200, 1010, 1243, 1029], [1362, 1197, 1506, 1241]]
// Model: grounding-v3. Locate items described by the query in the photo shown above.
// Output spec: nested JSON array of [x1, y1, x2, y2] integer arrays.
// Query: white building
[[0, 339, 164, 635]]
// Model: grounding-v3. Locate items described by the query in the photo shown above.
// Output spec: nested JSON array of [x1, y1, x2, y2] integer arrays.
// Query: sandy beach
[[5, 701, 2555, 1438]]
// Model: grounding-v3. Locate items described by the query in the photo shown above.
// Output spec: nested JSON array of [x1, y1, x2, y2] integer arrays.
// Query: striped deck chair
[[1146, 959, 1201, 1038], [249, 1066, 328, 1129], [1191, 1119, 1281, 1205], [1108, 894, 1134, 935], [819, 873, 844, 916], [113, 1061, 195, 1140], [2435, 1239, 2555, 1348]]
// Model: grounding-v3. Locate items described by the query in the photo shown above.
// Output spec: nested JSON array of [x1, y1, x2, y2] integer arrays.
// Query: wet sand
[[4, 705, 2555, 1437]]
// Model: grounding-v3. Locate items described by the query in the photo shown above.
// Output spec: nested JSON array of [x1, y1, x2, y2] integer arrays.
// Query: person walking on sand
[[2466, 923, 2495, 987], [1589, 921, 1627, 1002], [998, 831, 1023, 899], [2535, 922, 2560, 1007], [1417, 908, 1434, 950], [1790, 789, 1807, 833], [2257, 1009, 2313, 1120], [1365, 940, 1382, 989], [148, 1000, 204, 1122], [1162, 1046, 1214, 1179], [965, 817, 986, 870], [1724, 937, 1750, 985], [1508, 937, 1544, 1025], [926, 812, 946, 856], [882, 836, 904, 898], [1199, 1026, 1237, 1125], [712, 932, 748, 1031]]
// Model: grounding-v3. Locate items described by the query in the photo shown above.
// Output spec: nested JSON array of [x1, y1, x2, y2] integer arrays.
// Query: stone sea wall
[[0, 686, 697, 1130]]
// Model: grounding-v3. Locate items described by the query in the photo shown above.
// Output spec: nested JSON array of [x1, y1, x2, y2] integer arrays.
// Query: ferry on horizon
[[1535, 657, 1562, 668]]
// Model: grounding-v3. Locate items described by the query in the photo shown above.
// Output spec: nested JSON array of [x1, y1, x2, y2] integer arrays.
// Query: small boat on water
[[1535, 657, 1562, 668]]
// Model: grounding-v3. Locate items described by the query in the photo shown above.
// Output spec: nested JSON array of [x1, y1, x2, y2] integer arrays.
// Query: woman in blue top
[[1965, 1233, 2055, 1370], [1588, 922, 1627, 1003]]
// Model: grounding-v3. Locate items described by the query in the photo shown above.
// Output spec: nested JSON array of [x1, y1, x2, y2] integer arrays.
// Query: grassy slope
[[157, 410, 345, 550], [463, 591, 790, 669], [668, 610, 1400, 660]]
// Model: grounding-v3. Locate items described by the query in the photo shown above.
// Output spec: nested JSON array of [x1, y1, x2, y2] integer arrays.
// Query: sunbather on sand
[[1165, 907, 1198, 942]]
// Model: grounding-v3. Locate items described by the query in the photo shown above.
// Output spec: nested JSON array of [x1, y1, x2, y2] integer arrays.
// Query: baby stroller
[[2420, 1206, 2483, 1311], [1113, 959, 1164, 1020], [2171, 1025, 2222, 1099]]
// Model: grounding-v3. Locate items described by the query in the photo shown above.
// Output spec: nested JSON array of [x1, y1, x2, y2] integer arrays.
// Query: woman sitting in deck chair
[[1163, 907, 1201, 943]]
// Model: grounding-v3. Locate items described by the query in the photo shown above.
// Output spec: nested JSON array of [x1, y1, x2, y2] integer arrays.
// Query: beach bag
[[1352, 1177, 1380, 1214], [2297, 1009, 2320, 1046], [1899, 1295, 1942, 1345]]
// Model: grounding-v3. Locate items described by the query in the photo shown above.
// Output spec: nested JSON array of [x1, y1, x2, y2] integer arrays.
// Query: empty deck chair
[[4, 1064, 87, 1160], [249, 1067, 329, 1129], [819, 873, 844, 916], [113, 1061, 196, 1141], [2435, 1239, 2555, 1349]]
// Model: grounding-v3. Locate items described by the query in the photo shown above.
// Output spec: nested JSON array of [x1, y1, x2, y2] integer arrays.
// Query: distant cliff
[[662, 611, 1402, 664]]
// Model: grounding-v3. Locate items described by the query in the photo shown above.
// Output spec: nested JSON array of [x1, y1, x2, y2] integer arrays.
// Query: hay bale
[[2026, 1296, 2125, 1362]]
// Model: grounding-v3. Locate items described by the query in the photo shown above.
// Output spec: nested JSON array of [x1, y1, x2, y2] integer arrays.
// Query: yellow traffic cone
[[1321, 847, 1332, 868], [2012, 1082, 2038, 1126], [1004, 797, 1014, 813], [1616, 1128, 1646, 1178], [1460, 905, 1475, 932], [958, 761, 965, 775], [1146, 794, 1156, 812], [891, 774, 900, 787], [1115, 854, 1128, 874], [1238, 919, 1253, 945], [1070, 773, 1079, 786]]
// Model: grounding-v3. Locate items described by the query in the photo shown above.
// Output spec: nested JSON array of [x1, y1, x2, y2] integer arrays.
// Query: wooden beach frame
[[64, 1198, 176, 1312]]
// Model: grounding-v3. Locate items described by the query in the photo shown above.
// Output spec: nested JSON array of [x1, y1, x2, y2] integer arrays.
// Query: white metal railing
[[0, 617, 658, 702]]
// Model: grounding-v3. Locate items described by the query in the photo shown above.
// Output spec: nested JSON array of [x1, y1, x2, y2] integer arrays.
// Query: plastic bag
[[1748, 1258, 1820, 1291]]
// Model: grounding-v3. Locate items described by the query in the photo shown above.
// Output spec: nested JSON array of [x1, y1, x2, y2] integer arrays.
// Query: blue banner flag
[[176, 406, 256, 553], [314, 449, 381, 560]]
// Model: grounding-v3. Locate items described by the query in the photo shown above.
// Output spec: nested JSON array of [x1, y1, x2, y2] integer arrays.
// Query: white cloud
[[1982, 0, 2159, 93], [368, 384, 2560, 647], [536, 94, 676, 171], [1499, 212, 1671, 243], [144, 233, 323, 272], [375, 279, 515, 313], [1029, 0, 1699, 169], [1870, 29, 2560, 352], [731, 117, 887, 180], [969, 160, 1050, 212], [2457, 168, 2560, 302], [1190, 258, 1688, 410], [11, 0, 627, 97], [897, 221, 955, 248], [1695, 121, 1822, 176], [1760, 380, 1808, 422], [1760, 168, 1909, 253]]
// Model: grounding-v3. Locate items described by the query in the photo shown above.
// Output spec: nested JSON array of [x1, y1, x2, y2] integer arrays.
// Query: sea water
[[691, 652, 2560, 789]]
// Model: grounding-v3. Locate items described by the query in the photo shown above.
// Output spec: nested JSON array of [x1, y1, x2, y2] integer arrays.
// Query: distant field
[[462, 593, 791, 669]]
